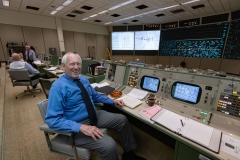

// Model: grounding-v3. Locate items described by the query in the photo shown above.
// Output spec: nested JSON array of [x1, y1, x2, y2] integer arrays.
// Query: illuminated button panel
[[127, 68, 138, 88], [217, 93, 240, 117]]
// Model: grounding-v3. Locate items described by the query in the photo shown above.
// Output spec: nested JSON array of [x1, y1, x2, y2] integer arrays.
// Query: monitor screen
[[112, 32, 134, 50], [171, 82, 202, 104], [140, 76, 160, 93], [49, 48, 56, 55], [135, 30, 160, 50]]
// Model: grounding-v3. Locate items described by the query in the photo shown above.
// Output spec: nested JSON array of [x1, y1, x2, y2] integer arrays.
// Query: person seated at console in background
[[10, 53, 48, 88], [19, 53, 24, 62], [45, 52, 146, 160]]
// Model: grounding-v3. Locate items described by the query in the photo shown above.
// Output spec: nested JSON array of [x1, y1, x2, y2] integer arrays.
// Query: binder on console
[[151, 109, 222, 153]]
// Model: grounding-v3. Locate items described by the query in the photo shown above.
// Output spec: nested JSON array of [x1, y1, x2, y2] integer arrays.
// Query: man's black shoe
[[122, 151, 146, 160]]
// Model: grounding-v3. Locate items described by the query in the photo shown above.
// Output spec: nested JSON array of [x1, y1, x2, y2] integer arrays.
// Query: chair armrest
[[29, 74, 40, 80], [94, 103, 104, 107], [39, 123, 72, 136]]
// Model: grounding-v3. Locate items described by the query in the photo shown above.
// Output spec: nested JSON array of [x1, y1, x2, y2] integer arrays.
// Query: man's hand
[[114, 99, 124, 107], [80, 124, 103, 141]]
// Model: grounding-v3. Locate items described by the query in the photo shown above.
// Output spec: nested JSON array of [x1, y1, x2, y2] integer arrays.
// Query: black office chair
[[8, 69, 42, 99]]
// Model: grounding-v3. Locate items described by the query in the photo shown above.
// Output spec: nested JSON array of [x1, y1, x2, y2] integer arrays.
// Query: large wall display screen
[[112, 32, 134, 50], [135, 31, 160, 50]]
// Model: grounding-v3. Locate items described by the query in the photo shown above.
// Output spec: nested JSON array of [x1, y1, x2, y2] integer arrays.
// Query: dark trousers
[[74, 110, 137, 160]]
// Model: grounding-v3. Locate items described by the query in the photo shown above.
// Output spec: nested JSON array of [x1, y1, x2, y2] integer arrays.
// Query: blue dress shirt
[[45, 74, 114, 133]]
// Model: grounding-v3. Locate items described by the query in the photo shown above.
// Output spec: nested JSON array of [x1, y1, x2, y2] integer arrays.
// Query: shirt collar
[[63, 73, 81, 82]]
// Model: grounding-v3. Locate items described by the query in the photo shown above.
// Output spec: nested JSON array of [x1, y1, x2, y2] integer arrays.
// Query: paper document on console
[[33, 60, 41, 65], [127, 88, 148, 100], [139, 105, 162, 123], [46, 66, 58, 71], [118, 95, 142, 109]]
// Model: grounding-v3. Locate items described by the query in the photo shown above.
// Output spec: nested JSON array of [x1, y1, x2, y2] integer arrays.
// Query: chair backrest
[[39, 78, 55, 98], [37, 99, 48, 122], [8, 69, 30, 81]]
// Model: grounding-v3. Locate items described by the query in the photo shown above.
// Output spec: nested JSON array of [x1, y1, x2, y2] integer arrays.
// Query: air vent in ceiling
[[66, 14, 76, 17], [156, 13, 165, 17], [111, 14, 120, 17], [192, 4, 205, 9], [136, 4, 148, 10], [94, 20, 101, 22], [132, 20, 139, 22], [26, 6, 39, 11], [71, 10, 85, 14], [81, 5, 93, 10], [171, 9, 185, 14]]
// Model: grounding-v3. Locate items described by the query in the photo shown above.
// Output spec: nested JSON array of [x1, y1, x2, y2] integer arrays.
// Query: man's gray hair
[[61, 52, 82, 64]]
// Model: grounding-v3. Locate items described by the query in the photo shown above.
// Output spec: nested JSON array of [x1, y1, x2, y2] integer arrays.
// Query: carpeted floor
[[3, 70, 68, 160], [2, 68, 174, 160]]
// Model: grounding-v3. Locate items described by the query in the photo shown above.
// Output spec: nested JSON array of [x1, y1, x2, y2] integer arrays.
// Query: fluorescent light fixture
[[50, 10, 58, 15], [89, 14, 98, 18], [98, 10, 108, 14], [2, 0, 9, 6], [82, 17, 89, 20], [109, 0, 136, 10], [161, 4, 179, 10], [105, 22, 112, 25], [62, 0, 73, 6], [55, 6, 64, 11], [109, 5, 122, 10], [120, 0, 136, 6], [182, 0, 200, 5]]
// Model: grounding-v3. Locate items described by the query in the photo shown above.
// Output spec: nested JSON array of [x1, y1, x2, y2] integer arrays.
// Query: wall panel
[[158, 56, 170, 66], [184, 57, 201, 69], [63, 31, 75, 53], [169, 57, 185, 67], [0, 24, 24, 59], [146, 56, 158, 64], [22, 26, 45, 55], [200, 58, 221, 71], [220, 59, 240, 75], [42, 28, 59, 56], [74, 32, 87, 57], [96, 35, 106, 60]]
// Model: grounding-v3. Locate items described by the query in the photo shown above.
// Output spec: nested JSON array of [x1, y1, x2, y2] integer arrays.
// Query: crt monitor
[[49, 48, 56, 55], [140, 76, 160, 93], [171, 82, 202, 104]]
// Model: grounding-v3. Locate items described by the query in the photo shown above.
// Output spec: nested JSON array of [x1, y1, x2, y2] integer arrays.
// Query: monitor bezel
[[171, 81, 202, 104], [140, 75, 160, 93]]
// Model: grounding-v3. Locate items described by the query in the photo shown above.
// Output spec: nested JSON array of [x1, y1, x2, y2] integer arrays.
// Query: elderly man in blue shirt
[[45, 52, 146, 160]]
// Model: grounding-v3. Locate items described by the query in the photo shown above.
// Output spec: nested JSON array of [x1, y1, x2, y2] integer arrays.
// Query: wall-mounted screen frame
[[171, 82, 202, 104], [140, 75, 160, 93], [134, 30, 160, 50], [112, 32, 134, 50]]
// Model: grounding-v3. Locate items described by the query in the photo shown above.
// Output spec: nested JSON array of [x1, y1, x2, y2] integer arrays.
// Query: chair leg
[[15, 86, 42, 99]]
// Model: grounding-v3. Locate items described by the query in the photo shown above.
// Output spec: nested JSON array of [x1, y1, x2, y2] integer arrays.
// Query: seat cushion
[[51, 134, 91, 160]]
